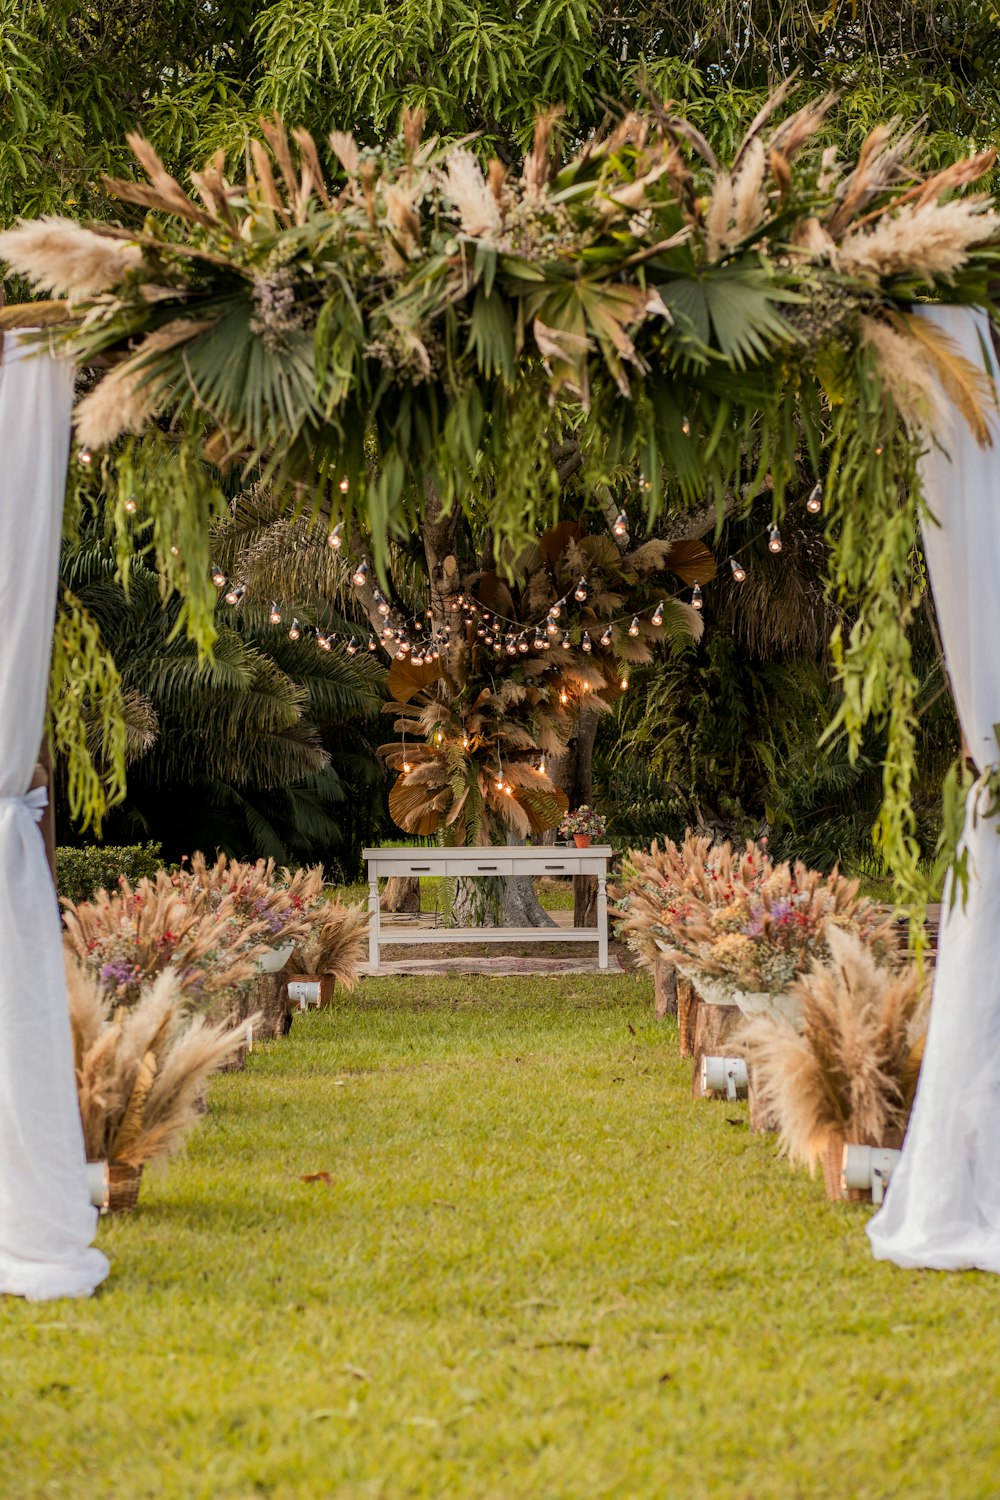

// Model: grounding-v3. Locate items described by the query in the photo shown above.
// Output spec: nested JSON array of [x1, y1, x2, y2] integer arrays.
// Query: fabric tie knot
[[0, 787, 48, 824]]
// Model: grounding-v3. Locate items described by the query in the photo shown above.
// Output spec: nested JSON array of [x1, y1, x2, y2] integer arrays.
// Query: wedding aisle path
[[3, 971, 999, 1498]]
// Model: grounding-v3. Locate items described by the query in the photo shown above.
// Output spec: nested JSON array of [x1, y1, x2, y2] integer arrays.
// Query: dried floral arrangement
[[180, 852, 324, 940], [616, 833, 893, 995], [68, 958, 257, 1169], [62, 869, 275, 1010], [560, 805, 607, 838], [734, 928, 928, 1171], [288, 901, 369, 988], [2, 90, 999, 890]]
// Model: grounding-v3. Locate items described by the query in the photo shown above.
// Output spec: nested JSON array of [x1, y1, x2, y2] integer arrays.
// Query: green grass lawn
[[3, 972, 999, 1499]]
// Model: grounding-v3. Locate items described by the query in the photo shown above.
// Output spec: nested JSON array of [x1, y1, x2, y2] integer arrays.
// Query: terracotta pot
[[573, 834, 591, 848]]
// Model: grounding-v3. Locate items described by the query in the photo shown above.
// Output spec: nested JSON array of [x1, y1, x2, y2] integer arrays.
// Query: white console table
[[362, 845, 613, 973]]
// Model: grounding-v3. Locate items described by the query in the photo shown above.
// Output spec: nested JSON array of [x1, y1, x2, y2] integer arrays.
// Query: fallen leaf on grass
[[658, 1371, 674, 1384], [340, 1364, 372, 1382], [627, 1022, 636, 1035], [299, 1171, 333, 1185], [431, 1198, 457, 1210], [725, 1118, 746, 1128]]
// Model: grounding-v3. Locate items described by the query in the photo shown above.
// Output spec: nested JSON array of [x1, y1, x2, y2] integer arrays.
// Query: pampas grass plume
[[0, 216, 142, 302]]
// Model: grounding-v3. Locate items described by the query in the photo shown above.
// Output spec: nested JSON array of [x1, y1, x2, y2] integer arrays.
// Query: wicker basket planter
[[106, 1161, 143, 1215]]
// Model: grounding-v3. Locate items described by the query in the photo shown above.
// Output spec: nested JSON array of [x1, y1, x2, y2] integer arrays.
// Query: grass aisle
[[3, 972, 1000, 1499]]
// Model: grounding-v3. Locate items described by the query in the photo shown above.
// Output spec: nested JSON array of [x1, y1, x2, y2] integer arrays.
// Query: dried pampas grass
[[735, 928, 928, 1171], [73, 317, 217, 448], [441, 151, 502, 239], [0, 216, 143, 303], [705, 138, 768, 260], [290, 901, 369, 989], [838, 197, 999, 283], [67, 959, 258, 1168], [860, 314, 950, 437]]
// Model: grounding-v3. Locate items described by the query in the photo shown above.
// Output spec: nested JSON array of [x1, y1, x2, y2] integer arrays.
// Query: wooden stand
[[690, 1000, 743, 1098]]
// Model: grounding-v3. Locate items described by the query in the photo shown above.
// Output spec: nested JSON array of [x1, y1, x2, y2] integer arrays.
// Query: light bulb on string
[[681, 414, 691, 436], [288, 618, 301, 641], [691, 584, 703, 611], [600, 625, 613, 646], [628, 616, 640, 637], [767, 524, 783, 554], [620, 675, 629, 690], [533, 630, 546, 651], [612, 511, 628, 537], [494, 640, 504, 654], [395, 647, 407, 660], [462, 732, 469, 749], [561, 632, 572, 650], [368, 635, 377, 651], [651, 602, 664, 627], [78, 446, 93, 467], [503, 783, 513, 796], [224, 583, 245, 606], [211, 564, 226, 588], [411, 652, 424, 665], [574, 577, 587, 602], [124, 495, 137, 514], [328, 523, 344, 550], [518, 634, 530, 654], [170, 545, 180, 557], [476, 624, 486, 637], [346, 639, 358, 655], [352, 561, 367, 587], [339, 476, 349, 493], [318, 632, 332, 652], [559, 690, 569, 705], [381, 623, 394, 640], [269, 602, 282, 625], [806, 483, 823, 514], [374, 590, 390, 617], [546, 617, 559, 636], [730, 558, 747, 583], [550, 598, 564, 620], [582, 631, 592, 653]]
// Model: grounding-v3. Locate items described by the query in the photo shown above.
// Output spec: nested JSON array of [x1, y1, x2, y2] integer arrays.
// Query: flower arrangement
[[734, 928, 928, 1174], [616, 833, 893, 996], [288, 900, 369, 989], [62, 870, 276, 1011], [559, 805, 606, 840], [68, 958, 258, 1171], [181, 853, 324, 944]]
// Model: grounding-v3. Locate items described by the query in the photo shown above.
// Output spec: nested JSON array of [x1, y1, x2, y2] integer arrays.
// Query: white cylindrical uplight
[[841, 1145, 902, 1205], [701, 1056, 749, 1101], [86, 1160, 110, 1212]]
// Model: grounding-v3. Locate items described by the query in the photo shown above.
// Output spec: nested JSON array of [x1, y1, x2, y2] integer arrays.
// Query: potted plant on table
[[559, 806, 606, 849]]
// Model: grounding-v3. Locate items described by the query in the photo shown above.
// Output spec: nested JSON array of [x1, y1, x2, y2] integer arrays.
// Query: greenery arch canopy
[[2, 88, 999, 890]]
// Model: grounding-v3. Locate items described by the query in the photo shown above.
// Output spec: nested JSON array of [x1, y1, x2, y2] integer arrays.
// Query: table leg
[[368, 872, 380, 973], [597, 871, 608, 970]]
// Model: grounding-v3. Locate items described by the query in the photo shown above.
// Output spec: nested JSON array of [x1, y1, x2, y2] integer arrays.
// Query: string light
[[328, 522, 344, 549], [651, 601, 664, 627], [352, 560, 367, 587], [78, 447, 92, 467], [582, 631, 592, 653], [211, 564, 226, 588], [730, 558, 747, 582], [600, 625, 613, 646], [612, 511, 628, 537], [269, 602, 282, 624], [560, 632, 572, 650], [346, 639, 358, 655], [462, 733, 469, 749], [628, 616, 640, 637], [224, 583, 245, 605], [550, 598, 564, 620], [806, 483, 823, 514], [539, 755, 547, 775], [681, 414, 691, 436], [368, 635, 377, 651], [170, 544, 180, 557], [559, 690, 569, 705], [767, 524, 783, 554], [574, 577, 588, 602], [691, 585, 703, 611], [374, 590, 390, 617], [503, 783, 513, 796], [620, 675, 629, 689], [288, 618, 301, 641], [517, 633, 530, 654], [546, 617, 560, 636], [533, 629, 546, 650], [339, 477, 349, 493], [317, 631, 332, 651], [124, 495, 137, 514]]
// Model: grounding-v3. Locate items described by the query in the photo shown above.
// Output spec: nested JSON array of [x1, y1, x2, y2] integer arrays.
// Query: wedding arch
[[3, 89, 1000, 1288]]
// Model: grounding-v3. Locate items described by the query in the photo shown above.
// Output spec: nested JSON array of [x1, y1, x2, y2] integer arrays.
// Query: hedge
[[56, 842, 164, 903]]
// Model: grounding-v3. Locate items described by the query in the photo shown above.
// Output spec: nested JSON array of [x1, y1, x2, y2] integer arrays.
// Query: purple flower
[[99, 958, 140, 989]]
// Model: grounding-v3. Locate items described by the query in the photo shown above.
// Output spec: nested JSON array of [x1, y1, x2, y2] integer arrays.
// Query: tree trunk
[[451, 832, 554, 928], [653, 953, 678, 1020], [690, 1002, 743, 1098], [382, 875, 420, 912]]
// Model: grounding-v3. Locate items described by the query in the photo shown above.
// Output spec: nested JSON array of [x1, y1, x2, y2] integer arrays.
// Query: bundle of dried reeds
[[289, 901, 369, 989], [68, 958, 259, 1168], [735, 928, 928, 1172]]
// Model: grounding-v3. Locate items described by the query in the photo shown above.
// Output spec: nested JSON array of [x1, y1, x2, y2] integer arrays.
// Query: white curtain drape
[[868, 304, 1000, 1272], [0, 332, 108, 1299]]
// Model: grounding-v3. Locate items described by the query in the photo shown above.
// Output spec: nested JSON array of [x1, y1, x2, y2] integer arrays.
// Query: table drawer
[[512, 856, 581, 876], [374, 858, 439, 876], [443, 857, 514, 877]]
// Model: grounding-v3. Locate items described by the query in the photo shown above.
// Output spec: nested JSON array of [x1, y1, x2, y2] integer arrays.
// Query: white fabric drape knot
[[0, 787, 48, 824]]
